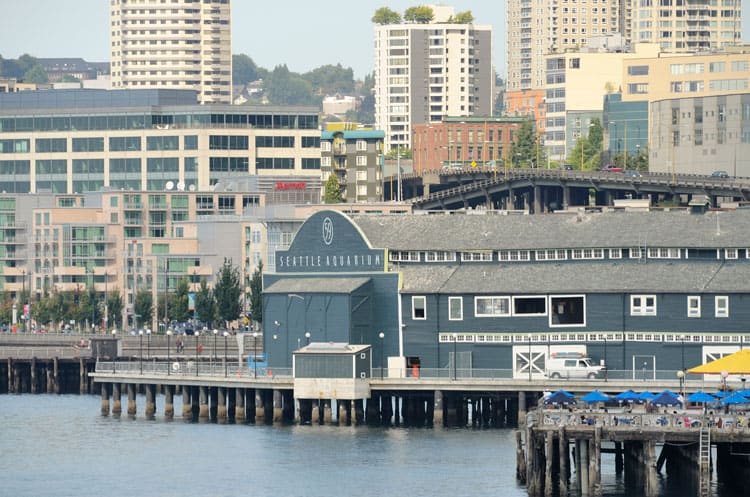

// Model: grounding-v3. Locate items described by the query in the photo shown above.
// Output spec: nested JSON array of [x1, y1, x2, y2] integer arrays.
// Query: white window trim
[[629, 247, 643, 259], [715, 296, 729, 318], [448, 296, 463, 320], [356, 139, 367, 151], [630, 294, 657, 316], [725, 248, 738, 259], [474, 296, 511, 317], [498, 250, 530, 262], [609, 248, 622, 259], [461, 251, 493, 262], [687, 295, 701, 318], [412, 296, 427, 320], [356, 155, 367, 166], [511, 295, 548, 317], [321, 141, 331, 152], [548, 294, 586, 328]]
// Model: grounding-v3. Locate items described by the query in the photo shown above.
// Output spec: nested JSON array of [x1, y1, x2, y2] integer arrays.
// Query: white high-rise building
[[109, 0, 232, 104], [507, 0, 620, 92], [374, 6, 493, 153]]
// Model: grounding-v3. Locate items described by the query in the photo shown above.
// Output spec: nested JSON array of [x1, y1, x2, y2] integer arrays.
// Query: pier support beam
[[589, 427, 602, 497], [112, 383, 122, 415], [79, 357, 86, 394], [273, 390, 283, 424], [164, 385, 174, 419], [644, 440, 658, 497], [544, 431, 554, 497], [30, 357, 37, 394], [199, 386, 209, 421], [558, 426, 568, 497], [100, 383, 110, 416], [254, 389, 264, 423], [235, 388, 246, 424], [352, 399, 364, 426], [516, 430, 527, 483], [182, 386, 191, 420], [145, 384, 156, 419], [217, 387, 227, 424], [580, 439, 590, 496], [127, 383, 136, 416]]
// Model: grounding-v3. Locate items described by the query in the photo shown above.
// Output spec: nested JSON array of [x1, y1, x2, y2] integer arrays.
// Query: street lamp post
[[677, 370, 685, 398], [138, 329, 143, 374], [252, 331, 258, 378], [604, 335, 608, 382], [213, 328, 218, 368], [111, 329, 117, 373], [223, 331, 229, 377], [89, 269, 95, 332], [146, 328, 151, 360], [305, 331, 311, 346], [166, 329, 172, 376], [195, 330, 200, 376], [378, 331, 385, 379], [528, 335, 532, 382], [452, 333, 458, 381], [679, 334, 686, 372]]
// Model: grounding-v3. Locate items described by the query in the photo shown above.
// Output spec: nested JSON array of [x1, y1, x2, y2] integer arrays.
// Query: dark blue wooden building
[[263, 208, 750, 380]]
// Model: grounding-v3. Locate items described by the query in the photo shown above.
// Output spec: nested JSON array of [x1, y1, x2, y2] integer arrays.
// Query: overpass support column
[[534, 186, 542, 214], [563, 186, 570, 210], [507, 188, 515, 210]]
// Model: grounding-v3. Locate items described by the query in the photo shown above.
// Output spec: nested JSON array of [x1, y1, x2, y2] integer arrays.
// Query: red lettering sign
[[275, 182, 307, 190]]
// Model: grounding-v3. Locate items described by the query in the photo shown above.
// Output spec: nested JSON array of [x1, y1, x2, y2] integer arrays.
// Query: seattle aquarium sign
[[275, 211, 385, 273]]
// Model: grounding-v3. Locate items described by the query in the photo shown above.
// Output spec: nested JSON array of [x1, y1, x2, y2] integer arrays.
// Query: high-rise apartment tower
[[374, 5, 493, 152], [110, 0, 232, 104]]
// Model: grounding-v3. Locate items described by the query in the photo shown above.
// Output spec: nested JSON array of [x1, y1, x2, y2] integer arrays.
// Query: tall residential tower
[[374, 5, 493, 152], [109, 0, 232, 104]]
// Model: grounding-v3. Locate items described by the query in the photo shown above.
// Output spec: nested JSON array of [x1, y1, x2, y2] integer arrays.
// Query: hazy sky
[[1, 1, 749, 80]]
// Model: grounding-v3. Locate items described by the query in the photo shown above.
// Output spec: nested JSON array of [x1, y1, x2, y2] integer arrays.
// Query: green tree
[[371, 7, 402, 24], [450, 11, 474, 23], [323, 173, 343, 204], [134, 289, 153, 329], [249, 261, 263, 327], [107, 289, 124, 330], [567, 119, 604, 170], [508, 120, 543, 168], [0, 292, 13, 326], [232, 54, 259, 85], [303, 64, 355, 95], [169, 278, 190, 322], [195, 280, 217, 327], [404, 6, 434, 23], [266, 64, 315, 106], [385, 147, 412, 159], [59, 75, 80, 83], [23, 64, 48, 84], [213, 258, 242, 327]]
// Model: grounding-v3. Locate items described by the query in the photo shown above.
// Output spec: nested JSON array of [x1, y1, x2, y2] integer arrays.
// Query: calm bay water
[[0, 395, 736, 497]]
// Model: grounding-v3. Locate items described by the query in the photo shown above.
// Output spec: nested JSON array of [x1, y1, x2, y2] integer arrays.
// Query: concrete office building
[[110, 0, 232, 104], [373, 5, 493, 153], [0, 89, 322, 198]]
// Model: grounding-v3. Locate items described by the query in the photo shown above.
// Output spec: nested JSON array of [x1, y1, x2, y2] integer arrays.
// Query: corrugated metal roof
[[264, 277, 371, 294], [352, 210, 750, 251]]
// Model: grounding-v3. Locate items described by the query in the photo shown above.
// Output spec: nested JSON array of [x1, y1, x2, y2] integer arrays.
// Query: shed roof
[[295, 342, 370, 354], [264, 277, 371, 294], [352, 210, 750, 251], [397, 261, 750, 294]]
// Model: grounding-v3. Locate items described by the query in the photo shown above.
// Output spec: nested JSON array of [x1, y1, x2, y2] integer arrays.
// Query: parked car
[[601, 164, 624, 173], [559, 164, 574, 171], [624, 169, 642, 177], [711, 170, 729, 179]]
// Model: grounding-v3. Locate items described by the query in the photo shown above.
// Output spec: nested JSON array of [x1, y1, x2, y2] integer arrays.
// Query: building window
[[725, 248, 738, 259], [321, 141, 331, 152], [448, 297, 463, 320], [412, 296, 426, 320], [715, 296, 729, 318], [461, 251, 493, 262], [356, 140, 368, 151], [356, 155, 367, 166], [512, 296, 546, 316], [631, 295, 657, 316], [424, 251, 456, 262], [535, 249, 567, 261], [647, 247, 680, 259], [475, 296, 510, 317], [498, 250, 530, 262], [571, 248, 604, 260], [390, 251, 420, 262], [549, 295, 586, 327], [609, 248, 622, 259], [687, 296, 701, 318]]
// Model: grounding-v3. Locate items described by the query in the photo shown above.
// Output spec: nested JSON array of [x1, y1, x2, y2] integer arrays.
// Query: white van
[[546, 352, 605, 379]]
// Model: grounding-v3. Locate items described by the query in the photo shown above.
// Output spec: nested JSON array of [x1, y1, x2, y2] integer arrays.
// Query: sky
[[0, 1, 749, 81], [0, 1, 503, 79]]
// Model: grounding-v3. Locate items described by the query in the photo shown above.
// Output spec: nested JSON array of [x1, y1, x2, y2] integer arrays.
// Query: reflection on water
[[0, 395, 738, 497]]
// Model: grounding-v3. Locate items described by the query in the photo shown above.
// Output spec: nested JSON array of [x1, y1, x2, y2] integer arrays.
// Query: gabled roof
[[353, 210, 750, 251], [397, 261, 750, 294]]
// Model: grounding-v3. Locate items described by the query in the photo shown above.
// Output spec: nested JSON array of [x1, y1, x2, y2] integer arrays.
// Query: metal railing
[[95, 360, 291, 379]]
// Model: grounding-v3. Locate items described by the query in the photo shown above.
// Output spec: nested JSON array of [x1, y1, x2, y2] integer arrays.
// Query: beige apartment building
[[109, 0, 232, 104], [373, 5, 493, 152], [620, 48, 750, 175]]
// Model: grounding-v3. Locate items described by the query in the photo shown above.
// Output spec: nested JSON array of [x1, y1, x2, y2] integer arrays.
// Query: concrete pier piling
[[127, 383, 136, 416], [198, 386, 209, 421], [164, 385, 174, 419], [558, 427, 568, 497], [145, 384, 155, 419], [112, 383, 122, 415], [181, 387, 191, 420], [100, 383, 110, 416], [217, 387, 227, 423], [235, 388, 245, 423]]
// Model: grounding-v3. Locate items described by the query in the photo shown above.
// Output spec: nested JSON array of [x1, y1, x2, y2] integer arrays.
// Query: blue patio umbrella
[[720, 391, 749, 405], [581, 390, 610, 403], [638, 391, 657, 401], [615, 390, 640, 402], [544, 390, 577, 406], [687, 391, 718, 403], [650, 390, 682, 407]]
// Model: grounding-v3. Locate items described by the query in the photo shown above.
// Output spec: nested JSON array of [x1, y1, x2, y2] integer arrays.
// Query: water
[[0, 395, 738, 497]]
